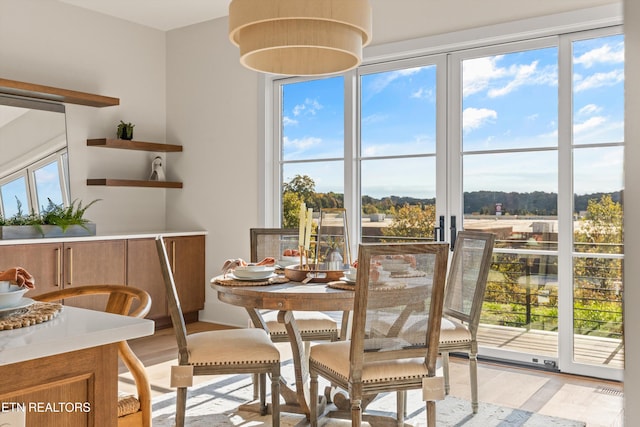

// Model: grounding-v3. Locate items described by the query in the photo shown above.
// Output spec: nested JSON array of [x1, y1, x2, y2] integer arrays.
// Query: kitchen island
[[0, 305, 154, 426]]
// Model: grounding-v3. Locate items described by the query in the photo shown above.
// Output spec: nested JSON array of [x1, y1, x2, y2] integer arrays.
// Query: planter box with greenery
[[0, 199, 99, 240]]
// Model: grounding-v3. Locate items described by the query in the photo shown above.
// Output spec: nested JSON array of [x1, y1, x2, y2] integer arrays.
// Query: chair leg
[[175, 386, 188, 427], [470, 350, 479, 414], [310, 369, 319, 427], [271, 365, 281, 427], [259, 373, 268, 415], [396, 391, 405, 426], [426, 400, 436, 427], [252, 373, 259, 400], [351, 398, 362, 427], [442, 351, 450, 395]]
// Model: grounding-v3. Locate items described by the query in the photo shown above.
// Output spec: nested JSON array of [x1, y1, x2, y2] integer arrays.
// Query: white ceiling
[[57, 0, 231, 31]]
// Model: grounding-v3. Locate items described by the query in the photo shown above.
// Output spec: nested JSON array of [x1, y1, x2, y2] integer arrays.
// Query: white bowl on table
[[233, 266, 276, 280], [0, 285, 29, 309]]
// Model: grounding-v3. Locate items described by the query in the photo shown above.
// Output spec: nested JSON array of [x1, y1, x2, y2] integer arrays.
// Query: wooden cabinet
[[0, 233, 204, 328], [0, 240, 126, 311], [61, 240, 126, 311], [127, 235, 205, 328], [127, 238, 168, 324], [0, 243, 62, 297], [165, 235, 205, 317], [0, 344, 118, 426]]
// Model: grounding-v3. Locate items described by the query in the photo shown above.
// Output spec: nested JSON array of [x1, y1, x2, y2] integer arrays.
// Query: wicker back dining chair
[[309, 242, 450, 427], [155, 235, 281, 427], [34, 285, 153, 427], [250, 228, 342, 344], [439, 230, 495, 414]]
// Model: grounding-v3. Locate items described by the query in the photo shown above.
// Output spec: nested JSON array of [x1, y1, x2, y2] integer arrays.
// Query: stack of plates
[[230, 266, 277, 281], [0, 284, 33, 316]]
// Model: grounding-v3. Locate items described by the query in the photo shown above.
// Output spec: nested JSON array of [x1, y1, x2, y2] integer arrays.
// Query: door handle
[[433, 215, 445, 242], [450, 215, 457, 251]]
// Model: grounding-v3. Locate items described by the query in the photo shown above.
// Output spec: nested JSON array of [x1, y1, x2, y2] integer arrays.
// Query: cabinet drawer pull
[[55, 248, 61, 287], [67, 247, 73, 286]]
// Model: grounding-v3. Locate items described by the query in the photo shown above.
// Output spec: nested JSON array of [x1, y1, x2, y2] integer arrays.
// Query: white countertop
[[0, 306, 155, 366], [0, 230, 207, 245]]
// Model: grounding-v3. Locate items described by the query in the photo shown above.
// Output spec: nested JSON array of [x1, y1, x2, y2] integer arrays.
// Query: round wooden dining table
[[210, 278, 355, 419]]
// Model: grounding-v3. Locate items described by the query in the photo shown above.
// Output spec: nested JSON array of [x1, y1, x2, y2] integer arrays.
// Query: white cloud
[[362, 113, 388, 126], [526, 113, 539, 121], [366, 67, 423, 96], [283, 116, 297, 126], [574, 43, 624, 68], [573, 116, 607, 134], [464, 56, 556, 98], [490, 62, 557, 98], [577, 104, 602, 117], [292, 98, 323, 116], [410, 87, 433, 100], [463, 107, 497, 133], [283, 136, 322, 152], [574, 69, 624, 92], [463, 56, 507, 97]]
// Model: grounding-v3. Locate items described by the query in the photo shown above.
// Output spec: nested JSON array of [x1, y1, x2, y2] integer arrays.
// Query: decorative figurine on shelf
[[116, 120, 135, 140], [149, 156, 166, 181]]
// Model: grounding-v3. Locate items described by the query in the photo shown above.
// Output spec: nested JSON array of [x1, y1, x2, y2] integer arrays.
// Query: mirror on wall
[[0, 95, 70, 218]]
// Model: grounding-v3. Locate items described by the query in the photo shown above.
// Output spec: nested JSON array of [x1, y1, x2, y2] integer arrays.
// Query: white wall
[[165, 19, 261, 323], [623, 0, 639, 422], [0, 0, 168, 233], [368, 0, 617, 44]]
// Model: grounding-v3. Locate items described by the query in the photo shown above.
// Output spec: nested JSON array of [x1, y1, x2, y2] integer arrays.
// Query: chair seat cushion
[[187, 328, 280, 366], [439, 317, 472, 344], [263, 310, 338, 336], [310, 341, 428, 383], [117, 393, 140, 417]]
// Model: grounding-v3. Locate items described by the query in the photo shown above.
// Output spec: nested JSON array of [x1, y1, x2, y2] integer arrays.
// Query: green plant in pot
[[0, 198, 100, 238], [117, 120, 135, 140]]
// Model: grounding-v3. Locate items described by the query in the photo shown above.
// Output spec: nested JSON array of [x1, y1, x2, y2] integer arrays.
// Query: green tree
[[282, 192, 303, 228], [381, 204, 436, 240], [573, 194, 623, 287], [283, 175, 316, 204]]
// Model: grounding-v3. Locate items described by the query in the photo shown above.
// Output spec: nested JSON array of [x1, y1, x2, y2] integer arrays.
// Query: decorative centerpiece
[[285, 206, 352, 283]]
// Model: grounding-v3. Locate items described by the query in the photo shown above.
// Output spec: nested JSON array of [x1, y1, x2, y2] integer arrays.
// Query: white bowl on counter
[[0, 285, 29, 309]]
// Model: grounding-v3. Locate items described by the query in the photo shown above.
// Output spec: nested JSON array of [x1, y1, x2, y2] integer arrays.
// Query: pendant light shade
[[229, 0, 372, 76]]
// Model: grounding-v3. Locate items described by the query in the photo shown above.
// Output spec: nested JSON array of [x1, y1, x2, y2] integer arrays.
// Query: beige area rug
[[152, 361, 586, 427]]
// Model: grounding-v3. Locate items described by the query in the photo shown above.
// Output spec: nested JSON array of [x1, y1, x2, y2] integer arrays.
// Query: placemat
[[390, 270, 427, 278], [213, 275, 289, 287], [327, 281, 408, 291], [327, 281, 355, 291], [0, 301, 63, 330]]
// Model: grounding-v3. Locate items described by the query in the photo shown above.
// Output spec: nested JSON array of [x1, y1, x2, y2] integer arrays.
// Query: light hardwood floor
[[119, 321, 624, 426]]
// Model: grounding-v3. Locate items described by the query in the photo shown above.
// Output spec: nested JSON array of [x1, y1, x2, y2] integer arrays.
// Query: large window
[[269, 22, 623, 380]]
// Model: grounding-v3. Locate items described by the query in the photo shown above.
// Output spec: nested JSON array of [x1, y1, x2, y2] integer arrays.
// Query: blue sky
[[282, 34, 624, 199]]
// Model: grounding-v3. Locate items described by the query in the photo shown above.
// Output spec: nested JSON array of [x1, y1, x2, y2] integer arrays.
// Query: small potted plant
[[116, 120, 135, 140]]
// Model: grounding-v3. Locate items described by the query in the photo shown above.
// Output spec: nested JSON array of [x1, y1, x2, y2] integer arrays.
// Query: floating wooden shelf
[[87, 179, 183, 188], [0, 78, 119, 107], [87, 138, 183, 152]]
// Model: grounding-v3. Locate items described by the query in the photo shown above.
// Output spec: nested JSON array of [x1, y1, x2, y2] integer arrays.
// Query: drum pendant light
[[229, 0, 372, 76]]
